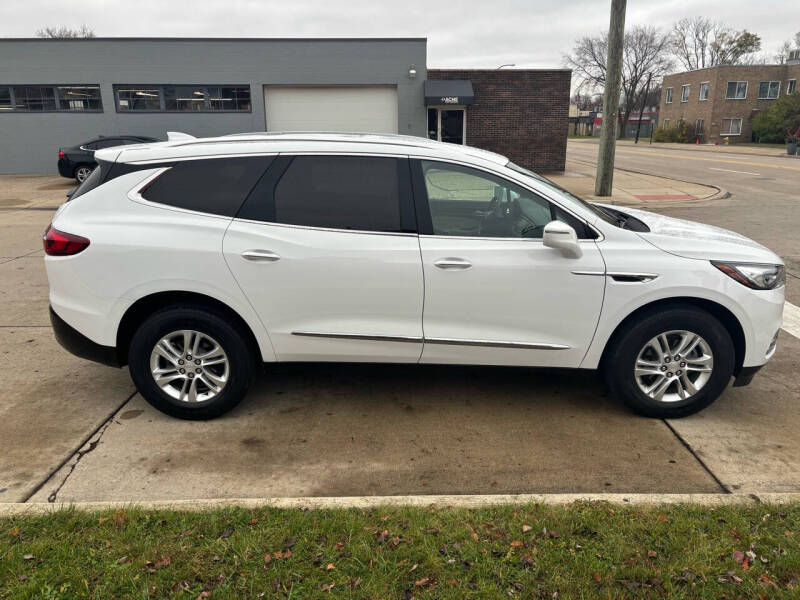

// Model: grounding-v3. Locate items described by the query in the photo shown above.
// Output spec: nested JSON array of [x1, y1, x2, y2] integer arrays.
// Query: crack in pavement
[[662, 418, 730, 494], [22, 390, 137, 503]]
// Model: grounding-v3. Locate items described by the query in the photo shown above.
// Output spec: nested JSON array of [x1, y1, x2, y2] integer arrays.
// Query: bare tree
[[774, 31, 800, 63], [565, 25, 672, 137], [671, 17, 761, 69], [35, 25, 95, 38]]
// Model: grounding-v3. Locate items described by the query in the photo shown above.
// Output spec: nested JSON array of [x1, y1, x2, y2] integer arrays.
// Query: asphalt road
[[567, 140, 800, 305], [1, 158, 798, 504]]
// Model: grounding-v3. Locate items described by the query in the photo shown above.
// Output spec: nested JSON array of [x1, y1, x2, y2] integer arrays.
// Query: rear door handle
[[434, 257, 472, 270], [241, 249, 281, 262]]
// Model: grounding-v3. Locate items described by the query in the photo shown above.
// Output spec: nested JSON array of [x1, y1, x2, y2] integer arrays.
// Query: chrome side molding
[[291, 331, 570, 350], [571, 270, 658, 283]]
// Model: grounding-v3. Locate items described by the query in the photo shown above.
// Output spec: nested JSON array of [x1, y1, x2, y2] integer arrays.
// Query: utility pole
[[595, 0, 627, 196], [634, 72, 652, 144]]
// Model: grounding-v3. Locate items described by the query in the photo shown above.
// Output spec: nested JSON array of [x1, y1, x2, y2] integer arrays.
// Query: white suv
[[44, 132, 784, 420]]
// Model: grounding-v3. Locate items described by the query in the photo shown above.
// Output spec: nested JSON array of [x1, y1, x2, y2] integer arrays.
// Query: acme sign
[[440, 96, 460, 104]]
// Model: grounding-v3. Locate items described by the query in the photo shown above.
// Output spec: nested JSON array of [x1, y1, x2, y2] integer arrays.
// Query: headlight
[[712, 261, 785, 290]]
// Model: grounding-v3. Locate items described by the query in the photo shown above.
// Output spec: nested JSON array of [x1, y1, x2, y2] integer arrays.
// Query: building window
[[695, 119, 705, 137], [56, 86, 102, 111], [726, 81, 748, 99], [114, 85, 251, 112], [116, 86, 161, 111], [681, 84, 690, 102], [699, 82, 709, 100], [758, 81, 781, 99], [788, 80, 797, 94], [0, 85, 102, 112], [665, 87, 673, 103], [721, 118, 743, 136], [663, 119, 670, 127]]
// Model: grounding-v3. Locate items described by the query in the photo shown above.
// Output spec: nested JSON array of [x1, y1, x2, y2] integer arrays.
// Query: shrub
[[752, 92, 800, 143], [652, 120, 696, 143]]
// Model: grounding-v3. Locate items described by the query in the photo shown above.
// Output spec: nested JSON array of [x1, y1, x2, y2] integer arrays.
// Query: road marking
[[709, 167, 761, 176], [782, 301, 800, 340]]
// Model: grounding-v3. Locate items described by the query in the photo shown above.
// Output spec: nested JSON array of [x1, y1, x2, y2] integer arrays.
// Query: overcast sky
[[1, 0, 797, 69]]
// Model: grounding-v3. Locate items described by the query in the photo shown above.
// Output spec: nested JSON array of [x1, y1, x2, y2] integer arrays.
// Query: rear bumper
[[50, 306, 121, 367], [57, 158, 74, 178]]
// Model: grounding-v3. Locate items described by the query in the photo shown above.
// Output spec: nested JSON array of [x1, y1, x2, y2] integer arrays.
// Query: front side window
[[699, 82, 709, 100], [274, 156, 403, 232], [726, 81, 748, 99], [758, 81, 780, 99], [721, 118, 743, 136], [141, 156, 271, 216], [681, 84, 690, 102], [421, 160, 587, 239], [665, 87, 673, 103]]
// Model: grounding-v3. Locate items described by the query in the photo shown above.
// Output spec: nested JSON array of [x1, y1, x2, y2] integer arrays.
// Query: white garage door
[[263, 86, 398, 134]]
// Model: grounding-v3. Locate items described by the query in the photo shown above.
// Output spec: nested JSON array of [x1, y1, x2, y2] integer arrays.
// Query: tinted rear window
[[273, 156, 402, 232], [141, 156, 272, 216]]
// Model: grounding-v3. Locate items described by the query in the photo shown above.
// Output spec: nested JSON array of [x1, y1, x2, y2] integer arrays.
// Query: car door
[[224, 154, 424, 363], [412, 159, 606, 368]]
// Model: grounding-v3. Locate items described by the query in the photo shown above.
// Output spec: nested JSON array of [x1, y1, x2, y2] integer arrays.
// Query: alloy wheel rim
[[634, 330, 714, 403], [76, 167, 90, 181], [149, 329, 229, 403]]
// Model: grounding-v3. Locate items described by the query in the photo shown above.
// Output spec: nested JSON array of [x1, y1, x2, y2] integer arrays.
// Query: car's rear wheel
[[604, 306, 735, 418], [74, 165, 92, 183], [128, 306, 257, 419]]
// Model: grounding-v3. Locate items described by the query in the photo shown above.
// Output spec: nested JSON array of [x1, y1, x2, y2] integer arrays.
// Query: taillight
[[43, 225, 90, 256], [58, 150, 65, 159]]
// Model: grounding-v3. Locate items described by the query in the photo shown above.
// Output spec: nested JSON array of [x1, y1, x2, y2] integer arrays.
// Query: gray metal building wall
[[0, 38, 427, 174]]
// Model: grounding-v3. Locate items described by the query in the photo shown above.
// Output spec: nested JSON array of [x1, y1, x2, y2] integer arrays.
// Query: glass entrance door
[[427, 108, 466, 145]]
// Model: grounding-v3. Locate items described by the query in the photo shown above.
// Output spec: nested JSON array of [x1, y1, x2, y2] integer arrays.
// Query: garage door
[[263, 86, 398, 134]]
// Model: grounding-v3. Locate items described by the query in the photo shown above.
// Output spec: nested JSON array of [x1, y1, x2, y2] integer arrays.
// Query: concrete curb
[[569, 138, 788, 159], [2, 493, 800, 515]]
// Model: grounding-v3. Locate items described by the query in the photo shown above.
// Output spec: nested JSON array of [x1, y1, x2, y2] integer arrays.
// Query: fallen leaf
[[732, 550, 745, 563], [274, 551, 283, 559], [657, 513, 668, 523], [116, 556, 129, 565], [286, 537, 297, 549], [325, 563, 336, 571], [510, 540, 523, 548], [264, 553, 271, 564], [349, 577, 362, 589], [760, 573, 778, 588], [196, 592, 211, 600], [335, 542, 344, 550], [415, 577, 431, 587], [218, 528, 233, 539], [410, 563, 418, 573], [154, 556, 172, 569], [249, 518, 258, 526], [391, 536, 401, 547], [592, 572, 601, 583], [9, 527, 20, 537], [97, 517, 110, 525], [23, 554, 34, 560], [321, 583, 334, 592], [522, 525, 533, 533], [113, 509, 126, 527], [375, 529, 389, 543], [283, 549, 293, 559], [647, 550, 657, 558]]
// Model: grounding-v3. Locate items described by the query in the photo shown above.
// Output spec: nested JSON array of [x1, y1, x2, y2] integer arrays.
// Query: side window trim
[[235, 154, 417, 235], [409, 158, 596, 240]]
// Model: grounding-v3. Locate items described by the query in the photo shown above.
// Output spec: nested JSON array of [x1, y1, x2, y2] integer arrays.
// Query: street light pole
[[595, 0, 627, 196]]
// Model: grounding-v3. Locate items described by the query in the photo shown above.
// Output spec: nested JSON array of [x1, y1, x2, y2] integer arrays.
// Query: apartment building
[[659, 62, 800, 143]]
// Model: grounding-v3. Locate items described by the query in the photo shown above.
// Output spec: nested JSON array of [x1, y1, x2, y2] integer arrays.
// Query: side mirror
[[542, 220, 582, 258]]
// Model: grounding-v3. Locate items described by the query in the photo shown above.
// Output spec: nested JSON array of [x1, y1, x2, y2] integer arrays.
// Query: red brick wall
[[427, 69, 571, 172]]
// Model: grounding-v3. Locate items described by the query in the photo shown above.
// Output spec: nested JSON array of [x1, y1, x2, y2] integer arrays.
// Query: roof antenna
[[166, 131, 195, 141]]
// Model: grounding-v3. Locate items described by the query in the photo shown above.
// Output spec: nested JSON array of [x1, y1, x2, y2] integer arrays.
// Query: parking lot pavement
[[28, 364, 720, 502], [2, 174, 799, 503]]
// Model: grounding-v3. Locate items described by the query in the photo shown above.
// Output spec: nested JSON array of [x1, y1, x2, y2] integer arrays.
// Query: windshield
[[505, 161, 617, 226]]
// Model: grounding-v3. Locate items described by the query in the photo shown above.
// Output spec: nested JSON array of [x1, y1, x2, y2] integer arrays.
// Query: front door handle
[[241, 249, 281, 262], [434, 257, 472, 270]]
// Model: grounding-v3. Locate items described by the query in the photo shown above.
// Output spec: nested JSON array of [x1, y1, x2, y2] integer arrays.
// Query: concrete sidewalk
[[548, 158, 723, 208], [570, 137, 794, 158]]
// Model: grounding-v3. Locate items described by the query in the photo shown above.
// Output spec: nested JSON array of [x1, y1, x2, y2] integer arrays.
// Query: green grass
[[2, 503, 799, 598]]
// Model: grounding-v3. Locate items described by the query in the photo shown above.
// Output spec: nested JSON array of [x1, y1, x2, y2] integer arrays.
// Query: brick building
[[658, 62, 800, 143], [426, 70, 570, 171]]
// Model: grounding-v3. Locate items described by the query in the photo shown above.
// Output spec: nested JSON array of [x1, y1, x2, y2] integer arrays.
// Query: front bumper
[[50, 306, 121, 367], [733, 364, 763, 387]]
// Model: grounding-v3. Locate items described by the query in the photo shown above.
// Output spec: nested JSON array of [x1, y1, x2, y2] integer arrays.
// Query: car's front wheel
[[604, 306, 735, 418], [74, 165, 93, 183], [128, 306, 257, 419]]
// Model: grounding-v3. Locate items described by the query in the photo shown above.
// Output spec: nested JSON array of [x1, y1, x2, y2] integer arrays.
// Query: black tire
[[128, 305, 257, 420], [604, 306, 735, 418]]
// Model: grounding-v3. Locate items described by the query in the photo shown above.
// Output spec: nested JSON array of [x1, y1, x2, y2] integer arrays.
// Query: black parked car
[[58, 135, 160, 182]]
